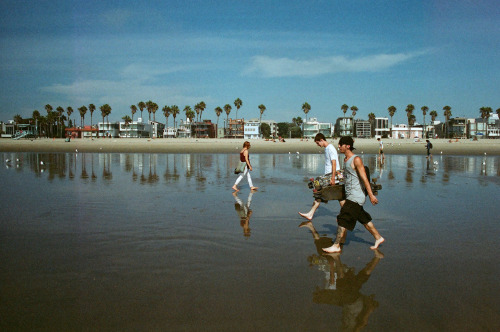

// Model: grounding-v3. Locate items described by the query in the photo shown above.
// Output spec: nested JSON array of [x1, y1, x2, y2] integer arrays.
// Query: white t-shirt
[[324, 144, 340, 175]]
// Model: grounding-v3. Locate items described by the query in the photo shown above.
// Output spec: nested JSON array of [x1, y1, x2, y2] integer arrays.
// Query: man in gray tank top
[[323, 136, 385, 253]]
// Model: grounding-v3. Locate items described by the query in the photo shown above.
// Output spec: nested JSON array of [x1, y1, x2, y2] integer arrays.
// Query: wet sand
[[1, 137, 499, 155]]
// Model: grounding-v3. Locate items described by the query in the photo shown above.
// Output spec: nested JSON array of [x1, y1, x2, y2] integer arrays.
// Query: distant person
[[323, 136, 384, 253], [299, 133, 341, 221], [377, 138, 385, 162], [232, 141, 258, 192], [425, 139, 433, 158]]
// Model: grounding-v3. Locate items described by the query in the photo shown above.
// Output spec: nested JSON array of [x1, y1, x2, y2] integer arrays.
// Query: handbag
[[234, 161, 246, 174]]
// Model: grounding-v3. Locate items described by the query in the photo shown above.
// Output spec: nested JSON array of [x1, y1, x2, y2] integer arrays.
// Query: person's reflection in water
[[300, 220, 383, 331], [233, 191, 254, 237]]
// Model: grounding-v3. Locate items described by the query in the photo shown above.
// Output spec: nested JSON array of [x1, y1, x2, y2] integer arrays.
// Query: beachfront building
[[112, 118, 150, 138], [261, 120, 278, 138], [227, 118, 244, 139], [334, 117, 353, 137], [1, 120, 15, 138], [374, 117, 389, 138], [469, 114, 500, 139], [303, 117, 333, 138], [390, 124, 423, 139], [354, 119, 371, 138], [191, 120, 216, 138], [244, 118, 260, 139], [98, 121, 120, 138], [447, 117, 467, 138]]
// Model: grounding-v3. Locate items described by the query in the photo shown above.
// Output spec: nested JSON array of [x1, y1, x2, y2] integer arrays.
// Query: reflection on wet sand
[[300, 220, 383, 331], [233, 191, 254, 237]]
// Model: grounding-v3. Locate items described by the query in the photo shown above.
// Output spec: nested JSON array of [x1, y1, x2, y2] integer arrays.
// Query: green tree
[[66, 107, 74, 128], [387, 105, 396, 137], [100, 104, 112, 137], [443, 106, 452, 138], [32, 110, 41, 136], [341, 104, 349, 116], [430, 110, 438, 122], [258, 104, 266, 137], [277, 122, 289, 137], [44, 104, 53, 137], [302, 102, 311, 123], [78, 105, 87, 128], [199, 101, 206, 121], [421, 106, 428, 138], [171, 105, 180, 129], [130, 105, 137, 123], [163, 105, 171, 129], [122, 115, 132, 137], [56, 106, 64, 137], [260, 122, 271, 138], [479, 107, 492, 138], [368, 112, 376, 138], [234, 98, 243, 120], [194, 103, 201, 122], [89, 104, 96, 137], [351, 106, 358, 136], [138, 101, 146, 120], [405, 104, 415, 138], [214, 106, 223, 131], [186, 109, 195, 123], [224, 104, 232, 134]]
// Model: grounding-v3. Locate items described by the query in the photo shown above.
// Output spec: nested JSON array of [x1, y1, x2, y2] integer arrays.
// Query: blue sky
[[1, 0, 498, 126]]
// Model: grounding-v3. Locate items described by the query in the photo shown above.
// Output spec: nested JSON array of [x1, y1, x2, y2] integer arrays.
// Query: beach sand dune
[[1, 138, 499, 155]]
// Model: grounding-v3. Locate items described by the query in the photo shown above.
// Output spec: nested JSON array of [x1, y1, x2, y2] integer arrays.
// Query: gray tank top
[[344, 154, 366, 205]]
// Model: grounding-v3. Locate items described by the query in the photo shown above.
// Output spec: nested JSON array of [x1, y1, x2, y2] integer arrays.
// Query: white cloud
[[243, 52, 426, 78]]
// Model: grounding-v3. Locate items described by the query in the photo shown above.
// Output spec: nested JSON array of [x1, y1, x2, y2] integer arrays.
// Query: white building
[[261, 120, 278, 137], [115, 118, 151, 138], [303, 117, 333, 138], [244, 119, 260, 139], [390, 124, 423, 139]]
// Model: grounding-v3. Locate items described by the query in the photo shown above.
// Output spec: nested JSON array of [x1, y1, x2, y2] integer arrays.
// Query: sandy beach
[[1, 137, 499, 155]]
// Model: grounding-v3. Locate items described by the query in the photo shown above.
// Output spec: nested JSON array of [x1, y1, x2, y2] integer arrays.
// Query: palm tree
[[258, 104, 266, 137], [194, 103, 201, 122], [44, 104, 53, 137], [146, 100, 154, 121], [47, 110, 57, 138], [421, 106, 428, 138], [341, 104, 349, 116], [368, 112, 376, 138], [100, 104, 112, 137], [350, 106, 358, 136], [89, 104, 96, 138], [78, 106, 87, 129], [56, 106, 64, 137], [443, 106, 452, 138], [199, 101, 206, 121], [130, 105, 137, 123], [171, 105, 180, 129], [302, 102, 311, 123], [234, 98, 243, 120], [32, 110, 40, 136], [138, 101, 146, 121], [122, 115, 132, 137], [66, 107, 74, 128], [224, 104, 232, 134], [430, 110, 438, 137], [162, 106, 171, 131], [387, 105, 396, 138], [496, 108, 500, 117], [214, 106, 223, 132], [186, 109, 195, 123], [405, 104, 415, 138], [479, 107, 492, 138], [152, 102, 159, 122]]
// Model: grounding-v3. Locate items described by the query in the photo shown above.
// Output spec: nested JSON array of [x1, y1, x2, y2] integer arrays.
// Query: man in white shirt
[[299, 133, 341, 221]]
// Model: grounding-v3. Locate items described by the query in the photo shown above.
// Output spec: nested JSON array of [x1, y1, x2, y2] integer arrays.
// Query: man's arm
[[330, 159, 337, 185], [353, 157, 378, 205]]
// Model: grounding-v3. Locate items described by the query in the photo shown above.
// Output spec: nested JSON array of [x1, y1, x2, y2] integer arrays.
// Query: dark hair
[[338, 136, 355, 150], [314, 133, 326, 142], [243, 141, 251, 148]]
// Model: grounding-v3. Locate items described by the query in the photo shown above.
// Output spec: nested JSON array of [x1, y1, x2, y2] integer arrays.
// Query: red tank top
[[240, 152, 248, 162]]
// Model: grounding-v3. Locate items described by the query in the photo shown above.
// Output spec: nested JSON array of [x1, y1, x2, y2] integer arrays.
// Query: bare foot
[[250, 187, 258, 191], [232, 186, 239, 192], [298, 212, 312, 221], [373, 249, 385, 259], [322, 244, 341, 253], [370, 237, 385, 250], [298, 221, 313, 229]]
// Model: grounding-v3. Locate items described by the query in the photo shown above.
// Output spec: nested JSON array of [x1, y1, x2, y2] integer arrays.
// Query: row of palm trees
[[301, 102, 499, 138]]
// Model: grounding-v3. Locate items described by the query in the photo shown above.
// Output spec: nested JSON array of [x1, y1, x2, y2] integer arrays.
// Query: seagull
[[296, 151, 300, 154], [5, 159, 11, 163], [434, 161, 438, 165], [40, 161, 44, 165], [75, 149, 78, 152]]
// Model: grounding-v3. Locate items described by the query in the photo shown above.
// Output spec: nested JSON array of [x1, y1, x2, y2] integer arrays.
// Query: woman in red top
[[232, 141, 258, 191]]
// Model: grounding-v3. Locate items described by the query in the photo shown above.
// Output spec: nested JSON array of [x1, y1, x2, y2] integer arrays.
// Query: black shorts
[[337, 199, 372, 231]]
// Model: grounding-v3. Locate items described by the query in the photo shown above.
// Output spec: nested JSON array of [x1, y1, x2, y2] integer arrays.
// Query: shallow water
[[1, 152, 499, 331]]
